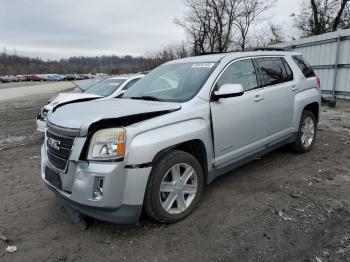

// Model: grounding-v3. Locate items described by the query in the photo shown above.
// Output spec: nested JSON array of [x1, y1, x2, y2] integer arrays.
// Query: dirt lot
[[0, 89, 350, 262], [0, 81, 80, 101]]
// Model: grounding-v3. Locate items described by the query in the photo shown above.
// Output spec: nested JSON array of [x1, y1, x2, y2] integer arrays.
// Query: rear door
[[252, 57, 296, 141]]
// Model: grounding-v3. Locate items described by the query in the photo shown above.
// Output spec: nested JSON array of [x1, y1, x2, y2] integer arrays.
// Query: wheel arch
[[303, 102, 319, 121], [152, 139, 209, 184]]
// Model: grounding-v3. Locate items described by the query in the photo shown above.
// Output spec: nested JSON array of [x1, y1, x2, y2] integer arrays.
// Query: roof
[[167, 50, 300, 64], [167, 53, 228, 64], [106, 74, 144, 80]]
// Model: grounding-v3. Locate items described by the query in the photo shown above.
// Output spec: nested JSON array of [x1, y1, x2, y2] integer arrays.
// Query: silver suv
[[41, 49, 321, 224]]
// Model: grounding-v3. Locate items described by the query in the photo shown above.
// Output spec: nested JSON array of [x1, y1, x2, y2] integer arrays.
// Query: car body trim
[[208, 133, 296, 183]]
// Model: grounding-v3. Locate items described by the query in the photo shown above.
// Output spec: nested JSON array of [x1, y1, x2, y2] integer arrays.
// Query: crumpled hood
[[45, 93, 102, 111], [47, 98, 181, 136]]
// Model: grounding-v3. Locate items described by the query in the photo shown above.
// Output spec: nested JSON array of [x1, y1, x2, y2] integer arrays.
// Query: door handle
[[254, 94, 264, 102], [291, 85, 299, 91]]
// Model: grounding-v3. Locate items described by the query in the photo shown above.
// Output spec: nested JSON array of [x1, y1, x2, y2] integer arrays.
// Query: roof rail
[[194, 51, 227, 56], [242, 47, 287, 52]]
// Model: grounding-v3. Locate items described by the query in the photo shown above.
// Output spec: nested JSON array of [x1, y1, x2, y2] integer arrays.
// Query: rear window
[[292, 55, 316, 78], [255, 57, 293, 87]]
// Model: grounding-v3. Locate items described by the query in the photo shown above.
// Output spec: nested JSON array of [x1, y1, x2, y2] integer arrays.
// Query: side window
[[255, 57, 292, 87], [292, 55, 316, 78], [217, 59, 258, 92], [122, 78, 140, 91]]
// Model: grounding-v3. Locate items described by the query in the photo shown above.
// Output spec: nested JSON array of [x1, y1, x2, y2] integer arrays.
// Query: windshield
[[123, 62, 218, 102], [84, 79, 126, 97], [76, 79, 101, 91]]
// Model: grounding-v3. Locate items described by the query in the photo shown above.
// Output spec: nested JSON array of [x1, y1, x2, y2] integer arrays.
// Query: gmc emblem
[[47, 137, 61, 150]]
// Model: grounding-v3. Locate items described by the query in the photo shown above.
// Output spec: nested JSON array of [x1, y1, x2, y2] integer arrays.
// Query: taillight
[[316, 75, 321, 89]]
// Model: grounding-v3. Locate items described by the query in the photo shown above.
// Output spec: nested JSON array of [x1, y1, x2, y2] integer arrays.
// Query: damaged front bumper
[[40, 144, 152, 224], [36, 117, 46, 132], [36, 108, 49, 132]]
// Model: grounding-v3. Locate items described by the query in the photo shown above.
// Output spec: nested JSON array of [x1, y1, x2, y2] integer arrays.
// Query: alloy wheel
[[301, 116, 315, 148], [159, 163, 198, 214]]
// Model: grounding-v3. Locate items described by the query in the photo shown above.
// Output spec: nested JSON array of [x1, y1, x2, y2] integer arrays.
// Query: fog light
[[92, 177, 104, 200]]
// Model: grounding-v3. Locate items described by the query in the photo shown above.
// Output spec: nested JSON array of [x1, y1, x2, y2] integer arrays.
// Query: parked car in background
[[71, 78, 104, 93], [83, 75, 142, 97], [79, 74, 94, 79], [46, 78, 104, 104], [15, 75, 27, 82], [36, 74, 143, 131], [63, 74, 87, 81], [26, 75, 43, 81], [41, 49, 321, 224], [0, 73, 99, 83], [51, 74, 66, 81], [38, 74, 54, 81], [0, 76, 13, 83]]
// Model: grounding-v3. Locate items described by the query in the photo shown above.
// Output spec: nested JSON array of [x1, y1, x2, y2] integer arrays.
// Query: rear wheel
[[144, 150, 204, 223], [290, 110, 317, 153]]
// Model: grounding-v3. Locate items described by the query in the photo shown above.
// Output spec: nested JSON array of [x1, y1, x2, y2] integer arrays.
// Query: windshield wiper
[[71, 81, 82, 91], [130, 96, 164, 101]]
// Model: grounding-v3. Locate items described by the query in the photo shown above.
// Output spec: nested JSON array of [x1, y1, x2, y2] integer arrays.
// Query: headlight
[[87, 128, 126, 161], [41, 108, 49, 119]]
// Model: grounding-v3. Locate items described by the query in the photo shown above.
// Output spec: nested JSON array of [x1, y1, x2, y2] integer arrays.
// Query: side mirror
[[212, 84, 244, 100]]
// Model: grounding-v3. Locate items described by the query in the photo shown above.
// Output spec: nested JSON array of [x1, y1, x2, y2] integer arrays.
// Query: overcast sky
[[0, 0, 302, 60]]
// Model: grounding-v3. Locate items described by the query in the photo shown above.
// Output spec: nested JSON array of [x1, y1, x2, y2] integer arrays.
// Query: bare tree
[[293, 0, 350, 36], [232, 0, 277, 50], [144, 42, 191, 70], [253, 23, 285, 47], [175, 0, 240, 54], [175, 0, 276, 53], [0, 51, 177, 76], [269, 23, 284, 45]]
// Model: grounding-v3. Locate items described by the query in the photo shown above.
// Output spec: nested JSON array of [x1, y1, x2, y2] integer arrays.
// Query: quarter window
[[292, 55, 316, 78], [217, 59, 258, 91], [255, 57, 293, 87]]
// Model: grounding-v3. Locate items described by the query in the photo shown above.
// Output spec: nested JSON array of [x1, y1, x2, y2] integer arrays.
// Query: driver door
[[210, 59, 260, 167]]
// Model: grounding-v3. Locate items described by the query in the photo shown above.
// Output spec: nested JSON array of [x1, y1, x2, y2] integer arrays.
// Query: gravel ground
[[0, 90, 349, 262], [0, 82, 75, 103], [0, 81, 85, 90], [0, 81, 50, 89]]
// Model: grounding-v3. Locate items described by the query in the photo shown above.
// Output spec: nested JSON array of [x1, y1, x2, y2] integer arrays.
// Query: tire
[[144, 150, 204, 223], [290, 110, 317, 153]]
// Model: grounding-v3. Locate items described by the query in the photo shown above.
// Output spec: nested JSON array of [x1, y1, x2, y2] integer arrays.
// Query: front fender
[[126, 118, 212, 166]]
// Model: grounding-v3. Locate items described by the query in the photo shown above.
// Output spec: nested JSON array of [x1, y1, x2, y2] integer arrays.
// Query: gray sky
[[0, 0, 301, 60]]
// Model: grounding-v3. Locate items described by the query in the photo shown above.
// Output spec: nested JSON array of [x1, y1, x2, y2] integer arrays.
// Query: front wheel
[[144, 150, 204, 223], [290, 110, 317, 153]]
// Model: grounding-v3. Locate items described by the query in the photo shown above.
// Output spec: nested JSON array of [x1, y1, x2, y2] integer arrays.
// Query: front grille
[[46, 130, 75, 171]]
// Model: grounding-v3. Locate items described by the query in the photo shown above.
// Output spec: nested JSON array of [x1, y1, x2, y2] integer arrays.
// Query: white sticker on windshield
[[191, 63, 215, 68]]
